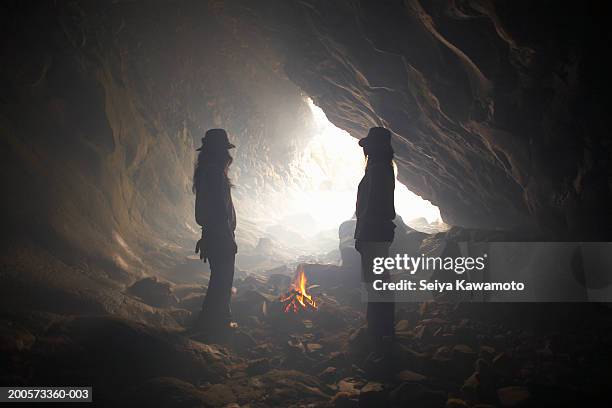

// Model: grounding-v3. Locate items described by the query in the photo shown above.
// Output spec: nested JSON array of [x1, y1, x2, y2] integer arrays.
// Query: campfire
[[280, 264, 318, 313]]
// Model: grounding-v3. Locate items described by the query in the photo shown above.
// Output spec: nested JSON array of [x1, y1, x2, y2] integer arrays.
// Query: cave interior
[[1, 1, 612, 407]]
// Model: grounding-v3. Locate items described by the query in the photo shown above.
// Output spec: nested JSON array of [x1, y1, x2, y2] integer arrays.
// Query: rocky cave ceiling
[[1, 0, 611, 295], [224, 0, 611, 238]]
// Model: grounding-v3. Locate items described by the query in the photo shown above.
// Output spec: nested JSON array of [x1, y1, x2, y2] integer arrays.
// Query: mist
[[231, 98, 443, 270]]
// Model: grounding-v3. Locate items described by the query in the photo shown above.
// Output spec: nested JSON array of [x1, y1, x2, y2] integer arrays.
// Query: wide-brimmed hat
[[196, 128, 235, 151], [358, 127, 391, 147]]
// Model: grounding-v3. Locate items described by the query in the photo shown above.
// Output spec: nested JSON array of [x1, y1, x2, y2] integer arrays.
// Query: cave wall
[[0, 0, 314, 319], [219, 0, 612, 238], [2, 0, 611, 319]]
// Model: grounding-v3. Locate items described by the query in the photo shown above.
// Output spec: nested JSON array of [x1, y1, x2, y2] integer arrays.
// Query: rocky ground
[[2, 259, 611, 408]]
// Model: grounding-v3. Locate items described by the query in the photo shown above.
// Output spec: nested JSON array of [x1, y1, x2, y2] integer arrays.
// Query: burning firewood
[[280, 264, 318, 313]]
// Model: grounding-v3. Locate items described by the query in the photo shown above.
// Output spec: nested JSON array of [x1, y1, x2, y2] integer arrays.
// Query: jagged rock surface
[[220, 0, 611, 238]]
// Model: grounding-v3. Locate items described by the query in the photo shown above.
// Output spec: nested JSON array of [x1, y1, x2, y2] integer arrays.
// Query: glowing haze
[[232, 98, 441, 261], [303, 98, 441, 228]]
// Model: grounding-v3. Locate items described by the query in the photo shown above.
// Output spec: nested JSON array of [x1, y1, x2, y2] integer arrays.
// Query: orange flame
[[280, 265, 318, 313]]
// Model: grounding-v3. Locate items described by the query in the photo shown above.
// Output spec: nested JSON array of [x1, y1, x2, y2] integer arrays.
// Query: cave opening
[[230, 97, 443, 272]]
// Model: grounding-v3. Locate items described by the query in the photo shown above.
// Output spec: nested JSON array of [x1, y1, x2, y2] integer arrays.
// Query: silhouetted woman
[[354, 127, 396, 344], [193, 129, 238, 335]]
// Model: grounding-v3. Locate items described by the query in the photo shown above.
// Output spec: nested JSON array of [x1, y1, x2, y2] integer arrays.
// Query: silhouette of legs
[[199, 254, 235, 330], [359, 242, 395, 341]]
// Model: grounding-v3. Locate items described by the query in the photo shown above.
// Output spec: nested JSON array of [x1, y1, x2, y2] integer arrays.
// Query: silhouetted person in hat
[[193, 128, 238, 336], [355, 127, 396, 345]]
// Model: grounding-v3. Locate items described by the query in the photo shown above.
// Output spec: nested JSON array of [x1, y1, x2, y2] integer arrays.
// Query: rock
[[395, 319, 412, 332], [306, 343, 323, 354], [405, 217, 430, 230], [122, 377, 209, 408], [492, 352, 513, 376], [162, 283, 204, 300], [312, 305, 348, 329], [396, 370, 427, 383], [267, 273, 291, 289], [246, 358, 270, 376], [338, 220, 359, 272], [363, 352, 395, 379], [358, 382, 387, 407], [251, 342, 273, 357], [318, 366, 338, 383], [291, 264, 341, 291], [258, 370, 331, 404], [349, 365, 366, 378], [475, 358, 495, 378], [231, 381, 266, 404], [30, 316, 229, 389], [497, 386, 530, 407], [450, 344, 478, 377], [0, 320, 35, 352], [446, 398, 470, 408], [433, 346, 452, 362], [391, 342, 428, 371], [453, 344, 475, 355], [177, 293, 205, 312], [332, 391, 359, 408], [393, 222, 430, 250], [287, 338, 306, 354], [413, 324, 429, 340], [462, 358, 497, 403], [313, 352, 350, 373], [241, 316, 262, 327], [230, 330, 257, 352], [461, 371, 480, 401], [337, 377, 365, 396], [127, 277, 178, 308], [389, 383, 446, 408], [200, 383, 236, 407], [348, 326, 370, 355], [479, 346, 496, 361], [237, 274, 269, 292], [421, 317, 449, 326], [231, 290, 269, 321], [536, 345, 554, 360], [168, 308, 191, 326]]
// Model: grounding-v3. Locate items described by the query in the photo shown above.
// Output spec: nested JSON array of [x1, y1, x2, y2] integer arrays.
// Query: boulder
[[318, 366, 338, 383], [246, 358, 270, 376], [446, 398, 470, 408], [127, 277, 178, 308], [200, 383, 236, 407], [389, 383, 446, 408], [497, 386, 530, 407], [396, 370, 427, 383], [358, 382, 387, 407], [258, 369, 332, 405]]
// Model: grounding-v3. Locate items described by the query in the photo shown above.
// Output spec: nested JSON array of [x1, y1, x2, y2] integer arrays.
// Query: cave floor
[[2, 266, 611, 408]]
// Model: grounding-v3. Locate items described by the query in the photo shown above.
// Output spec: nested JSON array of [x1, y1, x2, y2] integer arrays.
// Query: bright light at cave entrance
[[304, 98, 441, 228], [233, 97, 442, 262]]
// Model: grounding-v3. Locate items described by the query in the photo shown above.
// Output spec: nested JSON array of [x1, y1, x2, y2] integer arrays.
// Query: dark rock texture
[[4, 270, 611, 406], [219, 0, 612, 238]]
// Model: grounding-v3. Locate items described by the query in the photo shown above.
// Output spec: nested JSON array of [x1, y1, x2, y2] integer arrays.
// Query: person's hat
[[358, 127, 391, 147], [196, 128, 235, 151]]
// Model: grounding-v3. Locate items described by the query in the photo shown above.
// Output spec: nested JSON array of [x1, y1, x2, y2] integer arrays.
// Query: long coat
[[354, 160, 396, 245], [195, 164, 237, 257]]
